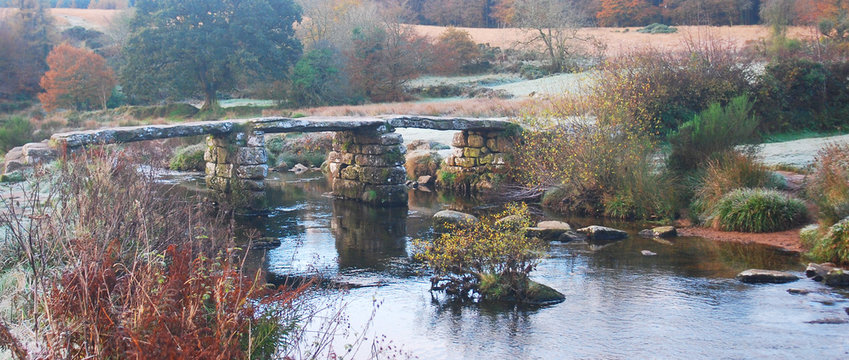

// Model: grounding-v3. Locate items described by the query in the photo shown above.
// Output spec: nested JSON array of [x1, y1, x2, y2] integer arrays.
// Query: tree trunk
[[202, 86, 217, 112]]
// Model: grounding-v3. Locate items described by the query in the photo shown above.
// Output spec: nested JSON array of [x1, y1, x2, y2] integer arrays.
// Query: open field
[[1, 8, 819, 56]]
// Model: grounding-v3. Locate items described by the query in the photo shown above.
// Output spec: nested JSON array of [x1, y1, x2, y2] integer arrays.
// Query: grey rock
[[417, 175, 434, 186], [638, 226, 677, 238], [641, 250, 657, 256], [433, 210, 479, 231], [577, 225, 628, 241], [558, 231, 587, 243], [290, 163, 309, 174], [736, 269, 799, 284]]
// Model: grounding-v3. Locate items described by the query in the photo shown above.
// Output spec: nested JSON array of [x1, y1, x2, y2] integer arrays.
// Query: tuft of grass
[[691, 151, 782, 224], [711, 188, 808, 233], [804, 218, 849, 265], [168, 143, 206, 171]]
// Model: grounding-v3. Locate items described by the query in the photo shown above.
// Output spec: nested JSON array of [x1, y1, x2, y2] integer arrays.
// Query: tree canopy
[[39, 43, 116, 111], [121, 0, 302, 110]]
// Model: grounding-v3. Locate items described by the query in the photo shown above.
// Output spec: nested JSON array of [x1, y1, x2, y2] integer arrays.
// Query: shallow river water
[[203, 172, 849, 359]]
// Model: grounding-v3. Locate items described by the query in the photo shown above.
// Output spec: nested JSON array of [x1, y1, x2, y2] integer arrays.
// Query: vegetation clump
[[637, 23, 678, 34], [266, 133, 333, 169], [414, 203, 561, 304], [711, 188, 808, 233], [668, 95, 759, 171], [806, 143, 849, 226], [168, 143, 206, 171]]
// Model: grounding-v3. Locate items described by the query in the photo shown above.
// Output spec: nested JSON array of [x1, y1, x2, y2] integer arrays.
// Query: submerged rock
[[250, 237, 281, 250], [577, 225, 628, 241], [736, 269, 799, 284], [433, 210, 479, 231], [787, 288, 811, 295], [638, 226, 677, 238]]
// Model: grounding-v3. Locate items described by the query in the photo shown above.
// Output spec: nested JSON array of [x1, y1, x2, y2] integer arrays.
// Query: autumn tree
[[38, 43, 117, 111], [121, 0, 302, 110], [431, 27, 482, 74], [596, 0, 660, 27], [347, 22, 427, 102], [513, 0, 602, 73]]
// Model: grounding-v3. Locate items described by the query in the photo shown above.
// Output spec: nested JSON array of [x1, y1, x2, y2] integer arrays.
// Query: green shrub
[[668, 95, 759, 171], [806, 143, 849, 226], [637, 23, 678, 34], [169, 143, 206, 171], [0, 116, 34, 153], [754, 59, 849, 133], [264, 133, 332, 168], [711, 188, 808, 233], [803, 219, 849, 264], [690, 151, 783, 223]]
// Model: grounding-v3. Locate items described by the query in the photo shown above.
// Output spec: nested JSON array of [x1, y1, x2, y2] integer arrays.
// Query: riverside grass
[[712, 188, 808, 233]]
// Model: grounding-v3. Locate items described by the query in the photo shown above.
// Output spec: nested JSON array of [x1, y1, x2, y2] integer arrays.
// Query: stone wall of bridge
[[204, 130, 269, 209], [325, 129, 408, 206]]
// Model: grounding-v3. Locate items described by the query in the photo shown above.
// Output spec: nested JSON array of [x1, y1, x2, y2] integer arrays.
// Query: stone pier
[[204, 130, 269, 209], [438, 129, 514, 193], [326, 129, 408, 205]]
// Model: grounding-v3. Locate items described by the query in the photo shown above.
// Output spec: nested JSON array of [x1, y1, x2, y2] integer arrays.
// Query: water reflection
[[331, 199, 407, 270]]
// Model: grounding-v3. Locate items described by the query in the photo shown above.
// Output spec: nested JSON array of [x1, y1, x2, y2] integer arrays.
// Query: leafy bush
[[668, 95, 759, 171], [169, 143, 206, 171], [514, 108, 677, 220], [430, 27, 484, 75], [711, 188, 808, 233], [802, 219, 849, 264], [806, 143, 849, 226], [414, 203, 547, 302], [0, 116, 34, 152], [290, 47, 355, 107], [637, 23, 678, 34], [591, 47, 752, 132], [691, 151, 785, 224], [754, 59, 849, 132]]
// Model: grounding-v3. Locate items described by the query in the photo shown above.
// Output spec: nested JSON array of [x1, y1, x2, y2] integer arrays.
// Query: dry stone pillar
[[438, 129, 513, 193], [326, 129, 408, 205], [204, 130, 268, 209]]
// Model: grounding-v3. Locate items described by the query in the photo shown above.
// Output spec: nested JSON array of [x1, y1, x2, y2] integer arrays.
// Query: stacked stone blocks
[[204, 130, 268, 206], [439, 130, 513, 192], [326, 130, 408, 205]]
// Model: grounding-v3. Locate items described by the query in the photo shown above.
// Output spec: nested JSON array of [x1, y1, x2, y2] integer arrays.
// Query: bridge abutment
[[326, 129, 408, 206], [438, 129, 514, 193], [204, 130, 268, 209]]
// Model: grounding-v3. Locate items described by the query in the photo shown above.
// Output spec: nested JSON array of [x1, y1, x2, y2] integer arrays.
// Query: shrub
[[691, 151, 786, 224], [711, 188, 808, 233], [430, 27, 484, 75], [807, 143, 849, 227], [803, 219, 849, 265], [290, 47, 354, 107], [414, 203, 548, 303], [668, 95, 759, 171], [125, 103, 199, 120], [0, 116, 34, 153], [754, 59, 849, 133], [514, 107, 677, 220], [591, 47, 752, 132], [169, 143, 206, 171], [637, 23, 678, 34]]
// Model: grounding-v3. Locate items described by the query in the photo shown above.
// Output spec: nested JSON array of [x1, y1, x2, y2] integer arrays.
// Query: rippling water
[[217, 172, 849, 359]]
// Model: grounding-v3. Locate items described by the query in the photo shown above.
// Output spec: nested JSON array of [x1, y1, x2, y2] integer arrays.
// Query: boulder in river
[[525, 221, 572, 240], [433, 210, 479, 231], [638, 226, 677, 238], [641, 250, 657, 256], [577, 225, 628, 242], [736, 269, 799, 284]]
